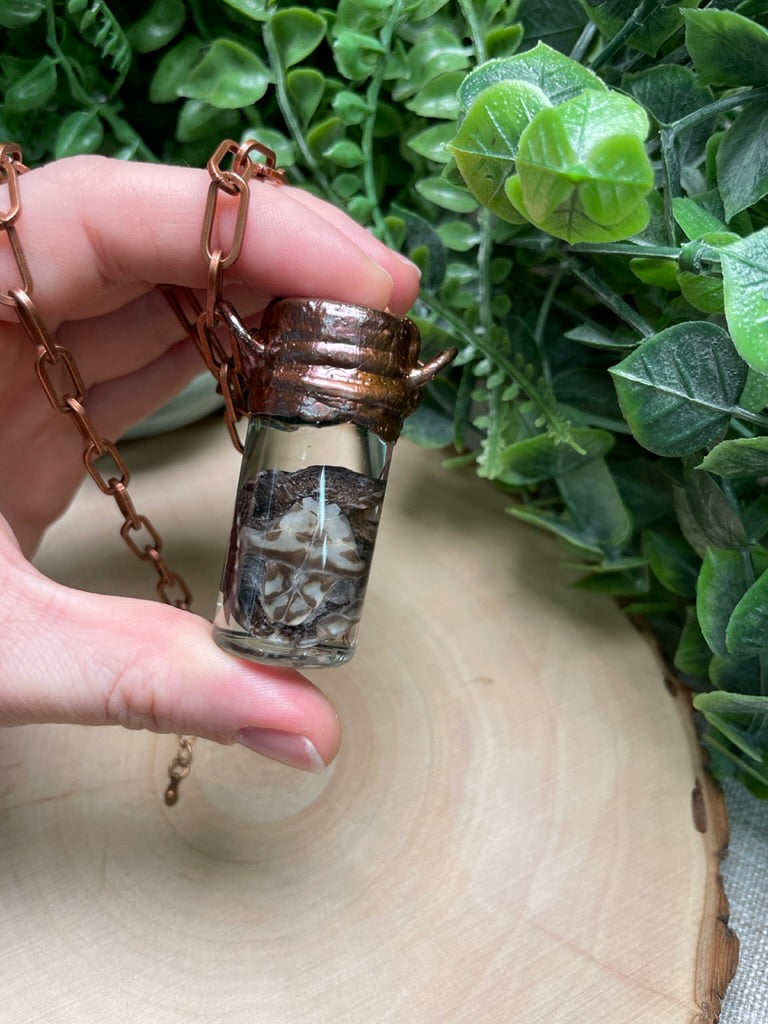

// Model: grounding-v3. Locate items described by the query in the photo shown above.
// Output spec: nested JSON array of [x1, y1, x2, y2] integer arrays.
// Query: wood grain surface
[[1, 416, 737, 1023]]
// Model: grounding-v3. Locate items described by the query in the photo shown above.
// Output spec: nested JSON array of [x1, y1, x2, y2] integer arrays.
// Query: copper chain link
[[0, 138, 285, 806]]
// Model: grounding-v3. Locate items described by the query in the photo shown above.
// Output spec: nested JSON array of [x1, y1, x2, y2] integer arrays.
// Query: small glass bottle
[[212, 297, 455, 668]]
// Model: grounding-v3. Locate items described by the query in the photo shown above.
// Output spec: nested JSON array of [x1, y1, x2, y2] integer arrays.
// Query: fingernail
[[233, 728, 327, 774], [395, 252, 422, 278]]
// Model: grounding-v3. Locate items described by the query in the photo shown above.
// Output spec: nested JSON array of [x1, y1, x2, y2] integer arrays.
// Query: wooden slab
[[2, 417, 737, 1022]]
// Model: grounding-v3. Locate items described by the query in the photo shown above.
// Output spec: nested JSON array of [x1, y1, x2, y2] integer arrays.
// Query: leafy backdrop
[[3, 0, 768, 795]]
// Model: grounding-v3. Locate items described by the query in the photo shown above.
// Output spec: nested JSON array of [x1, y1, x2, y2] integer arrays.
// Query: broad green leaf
[[493, 427, 613, 485], [179, 40, 272, 109], [406, 71, 465, 120], [518, 0, 589, 56], [630, 257, 679, 290], [672, 197, 727, 241], [285, 69, 325, 128], [720, 228, 768, 372], [683, 8, 768, 87], [407, 122, 455, 163], [696, 548, 749, 657], [726, 567, 768, 656], [583, 0, 700, 56], [708, 653, 764, 696], [415, 177, 478, 213], [609, 322, 748, 456], [271, 8, 327, 69], [4, 56, 57, 114], [739, 368, 768, 412], [149, 35, 203, 104], [556, 456, 632, 549], [623, 64, 712, 128], [449, 80, 551, 223], [644, 528, 699, 597], [695, 691, 768, 717], [699, 436, 768, 478], [487, 24, 524, 60], [674, 607, 711, 678], [716, 105, 768, 221], [676, 271, 724, 314], [436, 220, 481, 251], [125, 0, 185, 53], [677, 463, 749, 550], [54, 110, 104, 158], [458, 43, 606, 112], [323, 139, 365, 168], [332, 91, 371, 126], [508, 505, 605, 556], [401, 402, 455, 448], [175, 100, 239, 143], [220, 0, 270, 20], [0, 0, 44, 29], [508, 91, 653, 243], [392, 27, 470, 100]]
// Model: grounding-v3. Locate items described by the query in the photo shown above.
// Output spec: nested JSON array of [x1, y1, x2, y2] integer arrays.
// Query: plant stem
[[360, 0, 405, 239], [262, 15, 334, 202], [458, 0, 487, 63], [567, 260, 654, 338], [589, 0, 657, 72], [534, 265, 564, 386]]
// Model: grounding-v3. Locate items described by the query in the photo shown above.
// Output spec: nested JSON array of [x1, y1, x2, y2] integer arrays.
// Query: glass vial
[[214, 417, 391, 667]]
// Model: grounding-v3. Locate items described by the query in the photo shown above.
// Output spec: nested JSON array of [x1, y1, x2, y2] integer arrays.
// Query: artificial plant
[[2, 0, 768, 795]]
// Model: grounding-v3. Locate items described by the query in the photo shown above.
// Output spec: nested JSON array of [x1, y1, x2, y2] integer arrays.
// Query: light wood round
[[1, 418, 736, 1022]]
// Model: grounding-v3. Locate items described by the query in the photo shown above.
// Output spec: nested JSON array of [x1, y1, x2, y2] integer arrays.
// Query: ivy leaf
[[683, 8, 768, 87], [609, 322, 748, 457], [458, 42, 606, 112], [179, 40, 272, 109], [699, 437, 768, 479], [719, 228, 768, 372], [449, 80, 551, 223], [696, 548, 748, 657], [716, 105, 768, 221], [271, 8, 327, 69]]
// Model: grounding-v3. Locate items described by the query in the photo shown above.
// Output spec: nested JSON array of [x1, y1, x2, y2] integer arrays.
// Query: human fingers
[[0, 522, 341, 771], [0, 156, 420, 331]]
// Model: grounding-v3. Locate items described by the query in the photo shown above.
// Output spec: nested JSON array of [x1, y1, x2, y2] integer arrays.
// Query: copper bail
[[238, 298, 457, 441]]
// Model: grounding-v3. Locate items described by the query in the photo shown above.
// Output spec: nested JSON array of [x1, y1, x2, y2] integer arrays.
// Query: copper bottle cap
[[240, 297, 456, 441]]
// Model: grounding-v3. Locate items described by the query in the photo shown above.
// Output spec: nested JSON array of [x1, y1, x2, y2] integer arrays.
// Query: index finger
[[0, 155, 421, 327]]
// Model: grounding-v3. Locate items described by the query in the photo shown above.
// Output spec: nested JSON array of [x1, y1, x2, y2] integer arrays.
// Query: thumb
[[0, 524, 340, 773]]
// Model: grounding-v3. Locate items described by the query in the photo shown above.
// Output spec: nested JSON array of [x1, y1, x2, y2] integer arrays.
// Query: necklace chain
[[0, 139, 285, 805]]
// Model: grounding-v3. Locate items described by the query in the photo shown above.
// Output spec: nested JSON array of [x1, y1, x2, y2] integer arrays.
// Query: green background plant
[[3, 0, 768, 796]]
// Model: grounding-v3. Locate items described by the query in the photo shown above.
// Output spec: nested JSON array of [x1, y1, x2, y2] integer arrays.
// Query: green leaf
[[683, 8, 768, 87], [672, 197, 727, 241], [719, 228, 768, 372], [402, 402, 455, 448], [509, 505, 606, 556], [0, 0, 44, 29], [406, 71, 465, 120], [125, 0, 185, 54], [333, 30, 385, 81], [149, 35, 204, 104], [583, 0, 699, 57], [458, 42, 606, 111], [392, 27, 470, 100], [716, 105, 768, 221], [726, 567, 768, 656], [494, 427, 613, 485], [285, 69, 325, 128], [518, 0, 589, 56], [415, 177, 478, 213], [644, 528, 699, 597], [697, 548, 749, 657], [436, 220, 481, 251], [677, 464, 749, 551], [674, 606, 711, 678], [449, 81, 551, 223], [407, 122, 456, 163], [4, 56, 57, 114], [220, 0, 271, 19], [556, 456, 632, 549], [54, 110, 104, 158], [695, 690, 768, 718], [487, 24, 524, 60], [507, 89, 653, 243], [65, 0, 131, 87], [179, 40, 272, 109], [271, 8, 327, 69], [175, 100, 240, 143], [623, 64, 712, 129], [609, 322, 748, 456], [699, 436, 768, 478], [676, 271, 724, 314], [323, 138, 365, 168]]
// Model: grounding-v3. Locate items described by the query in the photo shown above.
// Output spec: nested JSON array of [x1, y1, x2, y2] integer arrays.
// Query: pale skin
[[0, 155, 421, 773]]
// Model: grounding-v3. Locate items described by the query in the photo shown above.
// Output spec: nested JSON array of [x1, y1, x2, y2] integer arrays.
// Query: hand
[[0, 154, 420, 772]]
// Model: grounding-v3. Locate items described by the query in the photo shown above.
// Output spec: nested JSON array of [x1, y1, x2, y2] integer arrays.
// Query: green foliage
[[4, 0, 768, 795]]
